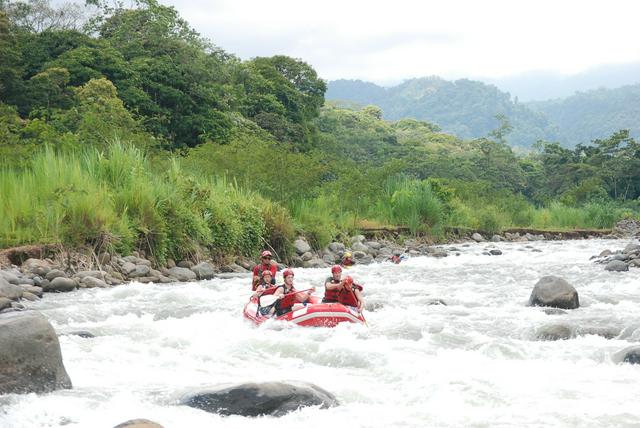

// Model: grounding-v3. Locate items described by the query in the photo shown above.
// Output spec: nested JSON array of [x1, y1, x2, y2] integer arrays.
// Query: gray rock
[[612, 345, 640, 364], [75, 270, 106, 280], [489, 249, 502, 255], [219, 263, 248, 273], [0, 270, 21, 285], [0, 278, 23, 300], [177, 260, 194, 269], [623, 243, 640, 254], [98, 252, 111, 266], [350, 235, 366, 244], [168, 267, 197, 282], [328, 242, 345, 253], [45, 277, 77, 292], [121, 262, 137, 275], [490, 234, 504, 242], [20, 258, 52, 276], [605, 260, 629, 272], [542, 308, 568, 315], [471, 233, 485, 242], [181, 381, 338, 417], [536, 324, 575, 341], [191, 262, 215, 280], [301, 251, 313, 261], [67, 331, 95, 339], [128, 265, 151, 278], [45, 269, 67, 281], [293, 238, 312, 255], [134, 276, 160, 284], [528, 276, 579, 310], [598, 249, 613, 257], [0, 298, 11, 310], [352, 242, 369, 253], [352, 250, 367, 259], [302, 258, 327, 269], [322, 254, 336, 264], [81, 276, 109, 288], [629, 259, 640, 268], [21, 292, 39, 301], [113, 419, 164, 428], [0, 311, 72, 394], [366, 241, 382, 250]]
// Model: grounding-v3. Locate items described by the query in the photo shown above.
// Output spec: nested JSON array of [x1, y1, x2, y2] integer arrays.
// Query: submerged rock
[[528, 276, 579, 310], [0, 311, 72, 394], [181, 381, 338, 417], [535, 324, 575, 341], [113, 420, 164, 428]]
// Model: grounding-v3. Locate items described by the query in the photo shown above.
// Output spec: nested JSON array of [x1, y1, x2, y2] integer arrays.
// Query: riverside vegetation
[[1, 0, 640, 266]]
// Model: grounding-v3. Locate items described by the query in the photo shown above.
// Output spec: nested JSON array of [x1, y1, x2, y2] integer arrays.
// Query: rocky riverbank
[[1, 220, 638, 313]]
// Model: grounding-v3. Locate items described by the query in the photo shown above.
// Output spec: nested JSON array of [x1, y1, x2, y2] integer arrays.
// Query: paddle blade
[[259, 294, 279, 307]]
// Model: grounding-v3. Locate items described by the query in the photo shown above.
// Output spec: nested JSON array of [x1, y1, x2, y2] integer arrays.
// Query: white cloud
[[163, 0, 640, 83]]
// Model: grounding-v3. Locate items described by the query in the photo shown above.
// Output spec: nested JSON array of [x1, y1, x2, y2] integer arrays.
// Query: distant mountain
[[484, 62, 640, 101], [326, 77, 561, 148], [527, 84, 640, 144], [326, 77, 640, 148]]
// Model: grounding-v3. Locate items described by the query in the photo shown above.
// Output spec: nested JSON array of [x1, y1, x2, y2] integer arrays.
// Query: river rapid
[[1, 238, 639, 428]]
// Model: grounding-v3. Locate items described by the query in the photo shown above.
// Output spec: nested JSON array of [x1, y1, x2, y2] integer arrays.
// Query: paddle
[[258, 288, 314, 307]]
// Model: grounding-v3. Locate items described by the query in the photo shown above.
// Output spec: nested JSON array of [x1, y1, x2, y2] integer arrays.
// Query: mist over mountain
[[483, 62, 640, 101], [326, 76, 640, 148]]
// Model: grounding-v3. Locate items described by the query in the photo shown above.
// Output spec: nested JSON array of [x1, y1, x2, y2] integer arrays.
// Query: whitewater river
[[1, 238, 640, 428]]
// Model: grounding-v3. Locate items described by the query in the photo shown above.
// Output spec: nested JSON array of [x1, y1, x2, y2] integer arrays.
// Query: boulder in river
[[0, 311, 72, 394], [528, 276, 579, 310], [612, 345, 640, 364], [605, 260, 629, 272], [113, 419, 164, 428], [535, 323, 576, 341], [191, 262, 215, 280], [181, 381, 338, 417]]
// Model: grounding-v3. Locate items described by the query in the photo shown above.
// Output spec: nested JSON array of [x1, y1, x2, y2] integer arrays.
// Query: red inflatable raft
[[243, 295, 366, 327]]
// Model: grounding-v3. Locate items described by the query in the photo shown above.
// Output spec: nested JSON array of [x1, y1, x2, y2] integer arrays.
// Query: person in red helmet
[[338, 275, 364, 312], [252, 250, 278, 291], [251, 269, 276, 299], [273, 268, 315, 316], [323, 265, 344, 303]]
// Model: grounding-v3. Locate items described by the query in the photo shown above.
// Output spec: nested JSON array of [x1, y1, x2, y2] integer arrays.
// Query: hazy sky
[[163, 0, 640, 85]]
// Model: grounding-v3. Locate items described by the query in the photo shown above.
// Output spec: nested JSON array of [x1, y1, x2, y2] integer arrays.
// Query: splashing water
[[1, 239, 639, 428]]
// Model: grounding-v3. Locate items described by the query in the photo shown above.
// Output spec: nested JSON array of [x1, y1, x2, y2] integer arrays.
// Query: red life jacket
[[338, 283, 363, 307], [323, 277, 341, 303], [252, 264, 277, 290]]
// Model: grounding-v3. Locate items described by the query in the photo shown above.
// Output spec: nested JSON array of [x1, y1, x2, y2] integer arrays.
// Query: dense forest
[[1, 0, 639, 263], [327, 78, 640, 148]]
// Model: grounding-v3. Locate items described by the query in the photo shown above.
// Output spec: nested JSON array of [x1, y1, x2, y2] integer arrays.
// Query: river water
[[1, 238, 639, 428]]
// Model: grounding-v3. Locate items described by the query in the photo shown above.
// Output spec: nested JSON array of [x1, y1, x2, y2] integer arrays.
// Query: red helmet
[[344, 275, 353, 285], [282, 268, 294, 278], [261, 250, 272, 258], [331, 265, 342, 273], [261, 270, 273, 277]]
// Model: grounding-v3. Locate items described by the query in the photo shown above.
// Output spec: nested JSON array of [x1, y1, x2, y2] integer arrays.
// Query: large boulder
[[181, 381, 338, 417], [167, 267, 197, 282], [293, 238, 312, 255], [528, 276, 579, 310], [20, 258, 52, 276], [0, 311, 72, 394], [191, 262, 215, 280], [44, 277, 77, 292], [612, 345, 640, 364]]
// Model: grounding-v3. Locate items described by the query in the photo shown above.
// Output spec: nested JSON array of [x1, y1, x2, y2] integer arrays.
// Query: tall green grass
[[0, 143, 281, 262]]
